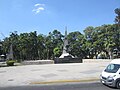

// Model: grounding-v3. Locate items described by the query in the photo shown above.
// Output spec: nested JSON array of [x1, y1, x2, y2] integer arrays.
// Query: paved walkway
[[0, 62, 110, 87]]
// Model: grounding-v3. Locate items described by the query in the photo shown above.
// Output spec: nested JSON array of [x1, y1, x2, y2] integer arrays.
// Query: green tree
[[18, 33, 29, 60], [45, 30, 63, 59], [67, 31, 85, 58], [114, 8, 120, 52], [83, 26, 95, 58], [28, 31, 38, 60], [37, 34, 46, 59], [115, 8, 120, 24], [53, 47, 61, 57]]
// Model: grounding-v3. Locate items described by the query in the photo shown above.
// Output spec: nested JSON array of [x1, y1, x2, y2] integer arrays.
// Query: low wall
[[22, 60, 54, 65], [83, 59, 112, 63], [54, 57, 82, 63], [18, 59, 112, 65]]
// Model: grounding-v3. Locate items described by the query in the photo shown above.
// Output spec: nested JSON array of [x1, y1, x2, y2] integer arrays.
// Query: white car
[[100, 59, 120, 89]]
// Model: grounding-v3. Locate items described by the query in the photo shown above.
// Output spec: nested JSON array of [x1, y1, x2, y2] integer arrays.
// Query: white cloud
[[34, 3, 45, 7], [32, 3, 45, 14]]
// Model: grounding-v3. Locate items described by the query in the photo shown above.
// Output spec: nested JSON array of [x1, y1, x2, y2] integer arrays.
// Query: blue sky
[[0, 0, 120, 39]]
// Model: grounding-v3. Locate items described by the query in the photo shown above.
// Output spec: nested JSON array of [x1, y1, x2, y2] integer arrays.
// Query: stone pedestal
[[54, 56, 82, 63]]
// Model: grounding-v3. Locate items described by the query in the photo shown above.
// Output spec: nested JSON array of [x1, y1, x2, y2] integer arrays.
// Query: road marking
[[30, 78, 99, 84]]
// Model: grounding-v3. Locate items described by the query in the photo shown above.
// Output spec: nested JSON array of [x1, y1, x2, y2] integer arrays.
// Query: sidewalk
[[0, 62, 110, 87]]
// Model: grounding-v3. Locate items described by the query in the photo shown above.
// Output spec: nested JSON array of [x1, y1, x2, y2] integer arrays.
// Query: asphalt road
[[0, 82, 119, 90]]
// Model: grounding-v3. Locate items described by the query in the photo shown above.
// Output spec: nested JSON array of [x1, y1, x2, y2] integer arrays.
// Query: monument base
[[54, 56, 82, 63]]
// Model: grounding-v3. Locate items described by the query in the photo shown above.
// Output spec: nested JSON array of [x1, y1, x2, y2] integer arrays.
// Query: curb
[[30, 78, 99, 85]]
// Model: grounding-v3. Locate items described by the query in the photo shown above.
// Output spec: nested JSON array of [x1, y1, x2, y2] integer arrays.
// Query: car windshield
[[104, 64, 120, 73]]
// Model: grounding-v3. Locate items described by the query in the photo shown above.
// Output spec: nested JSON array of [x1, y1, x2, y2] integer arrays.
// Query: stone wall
[[19, 59, 112, 65], [83, 59, 112, 63], [22, 60, 54, 65]]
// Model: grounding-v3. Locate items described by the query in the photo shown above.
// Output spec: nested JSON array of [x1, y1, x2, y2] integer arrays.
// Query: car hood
[[102, 71, 116, 78]]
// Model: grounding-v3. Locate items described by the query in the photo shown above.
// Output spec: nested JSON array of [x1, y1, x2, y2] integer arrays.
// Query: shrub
[[6, 60, 16, 66]]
